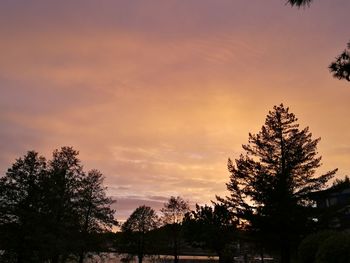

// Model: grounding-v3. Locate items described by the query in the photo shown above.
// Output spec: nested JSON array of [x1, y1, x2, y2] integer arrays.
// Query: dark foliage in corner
[[287, 0, 313, 7], [329, 42, 350, 82]]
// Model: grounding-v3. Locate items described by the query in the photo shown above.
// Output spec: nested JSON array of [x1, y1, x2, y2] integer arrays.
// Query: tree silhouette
[[161, 196, 190, 263], [329, 42, 350, 82], [287, 0, 313, 7], [286, 0, 350, 82], [42, 147, 87, 263], [223, 104, 337, 263], [0, 147, 117, 263], [183, 203, 237, 263], [331, 175, 350, 189], [0, 151, 47, 263], [78, 169, 117, 263], [122, 205, 159, 263]]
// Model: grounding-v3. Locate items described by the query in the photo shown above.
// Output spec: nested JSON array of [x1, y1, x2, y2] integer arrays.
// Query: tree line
[[118, 198, 238, 263], [0, 147, 116, 263], [1, 104, 349, 263]]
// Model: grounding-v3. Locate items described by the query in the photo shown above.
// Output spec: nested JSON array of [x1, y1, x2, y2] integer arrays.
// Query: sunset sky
[[1, 0, 349, 220]]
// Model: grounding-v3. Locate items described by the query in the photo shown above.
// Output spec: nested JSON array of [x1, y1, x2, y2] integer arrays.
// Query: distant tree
[[161, 196, 190, 225], [77, 169, 117, 263], [222, 104, 337, 263], [161, 196, 190, 263], [183, 203, 237, 263], [331, 175, 350, 189], [122, 205, 159, 263]]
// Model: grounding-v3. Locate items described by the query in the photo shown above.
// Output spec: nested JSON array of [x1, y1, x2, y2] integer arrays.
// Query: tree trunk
[[16, 253, 23, 263], [218, 251, 224, 263], [78, 252, 85, 263], [137, 233, 144, 263], [174, 238, 178, 263], [243, 253, 248, 263], [79, 203, 91, 263], [217, 249, 232, 263], [260, 245, 264, 263], [280, 238, 290, 263], [51, 254, 59, 263]]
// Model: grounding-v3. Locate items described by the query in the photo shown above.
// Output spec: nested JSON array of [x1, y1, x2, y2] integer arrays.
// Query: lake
[[81, 254, 219, 263]]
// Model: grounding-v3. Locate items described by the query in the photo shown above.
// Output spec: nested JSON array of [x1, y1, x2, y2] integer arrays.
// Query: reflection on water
[[82, 254, 219, 263], [81, 253, 277, 263]]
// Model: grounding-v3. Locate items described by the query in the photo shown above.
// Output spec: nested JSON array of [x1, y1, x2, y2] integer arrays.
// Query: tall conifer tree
[[223, 104, 337, 263]]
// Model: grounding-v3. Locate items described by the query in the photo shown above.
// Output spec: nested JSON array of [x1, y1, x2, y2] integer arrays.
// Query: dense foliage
[[161, 196, 190, 263], [121, 205, 159, 263], [183, 203, 237, 263], [222, 104, 337, 263], [0, 105, 346, 262], [287, 0, 313, 7], [329, 42, 350, 82], [0, 147, 117, 263]]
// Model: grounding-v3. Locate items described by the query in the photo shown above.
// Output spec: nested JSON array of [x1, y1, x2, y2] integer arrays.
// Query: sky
[[0, 0, 349, 221]]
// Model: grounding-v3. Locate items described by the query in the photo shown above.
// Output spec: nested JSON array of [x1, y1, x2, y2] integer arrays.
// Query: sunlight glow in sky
[[1, 0, 349, 220]]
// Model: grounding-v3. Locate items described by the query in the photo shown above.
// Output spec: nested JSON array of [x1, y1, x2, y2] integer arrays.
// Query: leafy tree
[[0, 147, 117, 263], [161, 196, 190, 225], [78, 169, 117, 263], [161, 196, 190, 263], [223, 104, 337, 263], [183, 203, 237, 263], [122, 205, 159, 263], [0, 151, 47, 263], [41, 147, 86, 263]]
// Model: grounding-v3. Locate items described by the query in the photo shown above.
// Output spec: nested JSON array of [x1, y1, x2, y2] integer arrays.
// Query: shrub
[[298, 231, 336, 263], [315, 232, 350, 263]]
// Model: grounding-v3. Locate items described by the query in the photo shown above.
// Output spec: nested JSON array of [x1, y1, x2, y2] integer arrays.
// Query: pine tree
[[287, 0, 313, 7], [329, 42, 350, 82], [223, 104, 337, 263]]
